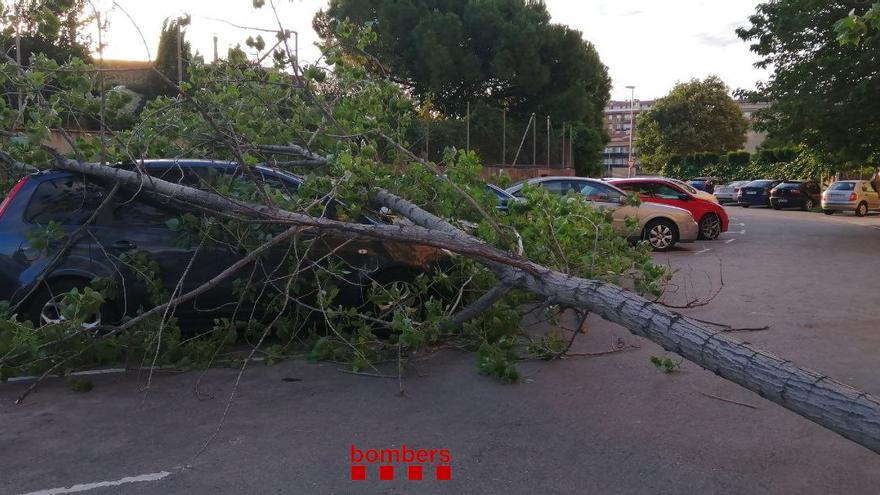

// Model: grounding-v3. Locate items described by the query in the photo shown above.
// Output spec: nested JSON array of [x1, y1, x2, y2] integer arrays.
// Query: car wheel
[[823, 209, 835, 215], [25, 278, 117, 330], [772, 203, 783, 210], [698, 214, 721, 240], [742, 204, 750, 208], [855, 202, 868, 217], [802, 199, 814, 211], [642, 219, 678, 252]]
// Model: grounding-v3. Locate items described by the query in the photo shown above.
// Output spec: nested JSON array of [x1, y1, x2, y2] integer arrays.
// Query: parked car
[[687, 177, 716, 194], [821, 180, 880, 216], [487, 183, 517, 211], [505, 176, 699, 251], [738, 179, 782, 208], [608, 178, 729, 240], [713, 180, 751, 205], [0, 159, 445, 327], [769, 181, 822, 211]]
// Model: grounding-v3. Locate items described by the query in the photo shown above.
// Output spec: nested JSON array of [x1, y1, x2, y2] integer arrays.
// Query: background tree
[[737, 0, 880, 167], [0, 0, 92, 64], [315, 0, 611, 175], [635, 76, 748, 172], [155, 15, 191, 84]]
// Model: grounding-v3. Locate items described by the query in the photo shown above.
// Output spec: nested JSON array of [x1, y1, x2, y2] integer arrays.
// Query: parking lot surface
[[3, 206, 880, 494]]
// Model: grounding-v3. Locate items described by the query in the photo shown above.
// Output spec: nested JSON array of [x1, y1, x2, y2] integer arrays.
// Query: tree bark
[[54, 157, 880, 455]]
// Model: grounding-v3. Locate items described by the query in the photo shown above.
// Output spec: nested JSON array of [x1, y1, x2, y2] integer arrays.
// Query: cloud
[[694, 32, 739, 48]]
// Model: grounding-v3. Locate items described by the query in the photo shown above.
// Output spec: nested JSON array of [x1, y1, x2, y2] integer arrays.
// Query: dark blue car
[[739, 179, 782, 208], [0, 159, 441, 327]]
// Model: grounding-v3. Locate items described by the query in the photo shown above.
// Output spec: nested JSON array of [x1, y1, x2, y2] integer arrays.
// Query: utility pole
[[546, 116, 551, 168], [532, 113, 536, 167], [502, 109, 506, 166], [466, 101, 470, 151], [14, 1, 22, 110], [626, 85, 636, 178], [177, 22, 184, 83], [213, 35, 219, 63]]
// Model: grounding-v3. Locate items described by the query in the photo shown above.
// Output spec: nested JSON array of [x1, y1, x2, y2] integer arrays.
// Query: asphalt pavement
[[2, 206, 880, 494]]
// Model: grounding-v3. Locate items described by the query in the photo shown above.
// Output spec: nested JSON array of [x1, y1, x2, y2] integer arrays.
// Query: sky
[[91, 0, 769, 101]]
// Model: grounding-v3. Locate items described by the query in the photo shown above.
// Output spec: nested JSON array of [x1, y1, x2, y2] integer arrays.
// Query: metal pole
[[95, 9, 106, 166], [570, 127, 575, 172], [502, 109, 506, 166], [532, 113, 536, 166], [562, 123, 566, 168], [425, 120, 430, 161], [546, 116, 551, 167], [466, 101, 470, 151], [627, 85, 636, 177], [213, 35, 218, 62], [177, 21, 183, 83], [14, 1, 22, 110]]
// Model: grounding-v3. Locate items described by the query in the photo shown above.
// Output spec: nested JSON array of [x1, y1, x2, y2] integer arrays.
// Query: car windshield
[[777, 182, 802, 189], [828, 182, 856, 191], [668, 179, 699, 194], [749, 180, 777, 187]]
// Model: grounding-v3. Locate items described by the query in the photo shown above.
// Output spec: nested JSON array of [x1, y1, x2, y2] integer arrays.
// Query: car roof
[[31, 159, 304, 184]]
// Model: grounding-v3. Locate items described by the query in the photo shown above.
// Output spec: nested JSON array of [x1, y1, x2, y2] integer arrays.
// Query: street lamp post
[[626, 85, 636, 178]]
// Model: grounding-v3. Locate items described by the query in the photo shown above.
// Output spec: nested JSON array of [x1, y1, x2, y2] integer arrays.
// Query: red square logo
[[436, 465, 452, 481], [379, 465, 394, 481], [408, 465, 423, 480], [351, 465, 366, 480]]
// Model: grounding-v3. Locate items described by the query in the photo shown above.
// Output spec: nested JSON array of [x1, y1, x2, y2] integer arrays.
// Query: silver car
[[822, 180, 880, 216], [714, 180, 751, 204], [506, 176, 699, 251]]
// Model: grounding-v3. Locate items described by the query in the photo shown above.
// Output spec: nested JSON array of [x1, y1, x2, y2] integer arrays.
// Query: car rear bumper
[[822, 201, 858, 211], [770, 197, 806, 207], [739, 194, 770, 205]]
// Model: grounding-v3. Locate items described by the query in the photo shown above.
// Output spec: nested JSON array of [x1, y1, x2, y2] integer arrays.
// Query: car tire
[[642, 219, 678, 252], [823, 209, 835, 215], [698, 214, 721, 240], [802, 199, 814, 211], [855, 202, 868, 217], [742, 204, 750, 208], [772, 203, 783, 210], [25, 278, 118, 330]]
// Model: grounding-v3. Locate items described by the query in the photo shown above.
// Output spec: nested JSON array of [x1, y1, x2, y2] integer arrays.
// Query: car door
[[88, 187, 203, 316]]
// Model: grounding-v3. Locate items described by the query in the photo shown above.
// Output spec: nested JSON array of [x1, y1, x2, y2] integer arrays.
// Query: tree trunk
[[54, 157, 880, 455]]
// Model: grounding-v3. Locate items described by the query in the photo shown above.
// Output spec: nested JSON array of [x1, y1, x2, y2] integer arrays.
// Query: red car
[[608, 178, 729, 240]]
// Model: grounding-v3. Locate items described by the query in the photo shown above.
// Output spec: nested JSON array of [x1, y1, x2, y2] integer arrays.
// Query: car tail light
[[849, 192, 858, 201], [0, 176, 29, 219]]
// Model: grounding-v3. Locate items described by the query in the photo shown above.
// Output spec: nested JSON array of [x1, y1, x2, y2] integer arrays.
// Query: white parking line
[[725, 238, 736, 244], [694, 248, 712, 255], [727, 229, 746, 235], [19, 471, 172, 495]]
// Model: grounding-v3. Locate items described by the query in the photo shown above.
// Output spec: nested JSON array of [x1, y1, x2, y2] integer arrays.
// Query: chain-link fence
[[406, 105, 575, 170]]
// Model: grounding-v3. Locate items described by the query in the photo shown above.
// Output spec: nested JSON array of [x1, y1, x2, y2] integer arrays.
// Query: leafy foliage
[[0, 0, 93, 65], [317, 1, 611, 173], [635, 76, 749, 172], [737, 0, 880, 166], [0, 17, 669, 383]]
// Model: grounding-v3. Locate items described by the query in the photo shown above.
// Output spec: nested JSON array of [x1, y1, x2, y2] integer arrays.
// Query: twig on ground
[[699, 392, 759, 410]]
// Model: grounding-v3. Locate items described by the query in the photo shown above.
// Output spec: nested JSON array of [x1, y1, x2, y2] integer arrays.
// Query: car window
[[577, 181, 622, 202], [111, 197, 178, 226], [829, 182, 855, 191], [24, 176, 108, 225], [652, 184, 683, 200], [534, 180, 566, 195]]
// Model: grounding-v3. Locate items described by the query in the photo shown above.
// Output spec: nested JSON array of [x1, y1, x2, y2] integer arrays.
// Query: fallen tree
[[2, 13, 880, 460], [47, 154, 880, 455]]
